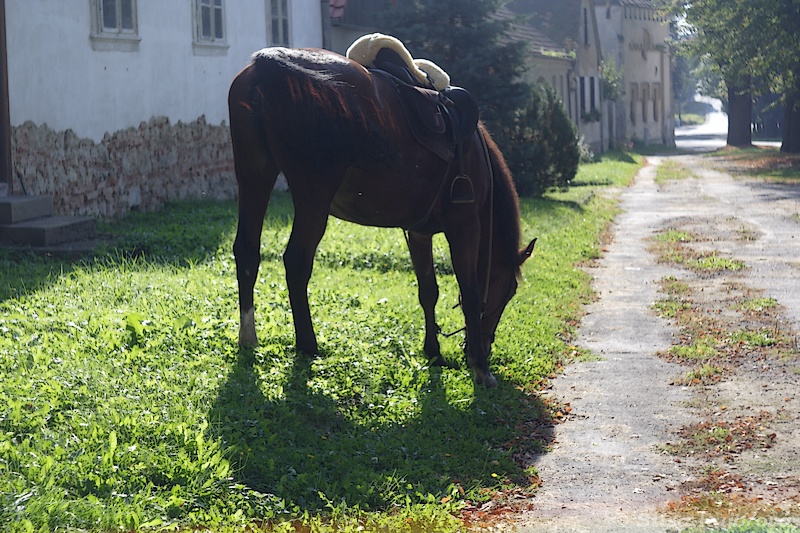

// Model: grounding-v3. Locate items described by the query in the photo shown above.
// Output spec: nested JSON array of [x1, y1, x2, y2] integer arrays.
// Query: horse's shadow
[[208, 346, 552, 512]]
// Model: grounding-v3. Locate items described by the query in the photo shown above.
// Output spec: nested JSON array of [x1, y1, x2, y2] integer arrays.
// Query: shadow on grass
[[0, 194, 295, 303], [706, 147, 800, 182], [208, 347, 551, 515]]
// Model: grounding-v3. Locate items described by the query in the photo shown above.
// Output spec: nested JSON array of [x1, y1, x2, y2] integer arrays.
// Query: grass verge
[[0, 152, 642, 532], [706, 146, 800, 183]]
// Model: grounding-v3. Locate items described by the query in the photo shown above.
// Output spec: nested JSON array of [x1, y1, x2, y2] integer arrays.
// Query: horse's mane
[[480, 123, 523, 276], [249, 48, 393, 169]]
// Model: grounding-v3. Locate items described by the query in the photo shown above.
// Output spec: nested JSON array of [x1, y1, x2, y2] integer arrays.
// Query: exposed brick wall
[[10, 115, 237, 219]]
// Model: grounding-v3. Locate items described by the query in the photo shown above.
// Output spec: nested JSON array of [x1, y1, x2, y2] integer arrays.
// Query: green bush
[[500, 84, 580, 197]]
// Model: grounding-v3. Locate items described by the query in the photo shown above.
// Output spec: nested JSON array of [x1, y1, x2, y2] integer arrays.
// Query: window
[[270, 0, 290, 46], [652, 84, 660, 122], [641, 83, 650, 123], [590, 76, 596, 112], [579, 77, 586, 115], [583, 8, 589, 45], [90, 0, 140, 52], [194, 0, 228, 54], [630, 83, 638, 125]]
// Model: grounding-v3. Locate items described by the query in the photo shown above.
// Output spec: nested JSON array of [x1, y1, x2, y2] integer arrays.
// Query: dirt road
[[514, 153, 800, 532]]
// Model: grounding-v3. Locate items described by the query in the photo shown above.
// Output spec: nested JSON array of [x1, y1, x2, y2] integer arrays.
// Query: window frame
[[193, 0, 229, 56], [90, 0, 141, 52], [268, 0, 291, 47], [629, 83, 638, 125]]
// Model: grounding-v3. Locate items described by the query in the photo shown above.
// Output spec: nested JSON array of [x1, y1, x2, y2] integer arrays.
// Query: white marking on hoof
[[474, 370, 498, 388], [239, 308, 258, 347]]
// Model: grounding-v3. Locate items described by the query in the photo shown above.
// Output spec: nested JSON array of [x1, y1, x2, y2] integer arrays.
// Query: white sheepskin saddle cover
[[346, 33, 451, 91]]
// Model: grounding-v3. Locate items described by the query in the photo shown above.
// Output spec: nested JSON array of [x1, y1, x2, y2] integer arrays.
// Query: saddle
[[370, 48, 480, 202], [347, 32, 480, 203]]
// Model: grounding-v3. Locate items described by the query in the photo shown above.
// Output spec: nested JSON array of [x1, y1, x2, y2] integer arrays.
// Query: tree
[[671, 0, 800, 152], [748, 0, 800, 153], [379, 0, 578, 194], [380, 0, 530, 132], [671, 0, 755, 147]]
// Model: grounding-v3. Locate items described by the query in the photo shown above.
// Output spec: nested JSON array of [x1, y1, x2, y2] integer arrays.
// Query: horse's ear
[[518, 238, 536, 265]]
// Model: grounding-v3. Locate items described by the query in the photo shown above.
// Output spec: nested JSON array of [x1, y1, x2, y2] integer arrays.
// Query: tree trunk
[[781, 89, 800, 154], [727, 78, 752, 147]]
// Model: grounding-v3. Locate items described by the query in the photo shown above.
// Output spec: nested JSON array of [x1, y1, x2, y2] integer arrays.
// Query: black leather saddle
[[370, 48, 479, 163]]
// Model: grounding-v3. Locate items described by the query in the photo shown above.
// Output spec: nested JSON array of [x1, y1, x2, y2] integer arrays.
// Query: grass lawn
[[705, 145, 800, 183], [0, 152, 642, 532]]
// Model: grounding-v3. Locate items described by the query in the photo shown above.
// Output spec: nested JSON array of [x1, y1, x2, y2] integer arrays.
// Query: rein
[[437, 128, 496, 339]]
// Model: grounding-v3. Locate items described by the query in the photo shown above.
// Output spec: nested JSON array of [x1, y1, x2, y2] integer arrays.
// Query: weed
[[654, 159, 697, 184], [737, 297, 779, 314], [666, 414, 776, 459], [655, 228, 695, 243], [652, 297, 692, 319], [679, 363, 725, 386], [690, 252, 746, 273], [729, 328, 780, 347]]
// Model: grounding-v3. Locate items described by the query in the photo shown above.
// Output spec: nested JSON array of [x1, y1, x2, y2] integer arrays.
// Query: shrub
[[501, 84, 580, 196]]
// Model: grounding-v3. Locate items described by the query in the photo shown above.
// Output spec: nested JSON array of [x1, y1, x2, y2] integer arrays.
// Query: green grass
[[682, 520, 800, 532], [729, 328, 780, 347], [690, 252, 746, 273], [682, 363, 724, 385], [707, 147, 800, 183], [654, 159, 697, 183], [651, 229, 747, 273], [0, 153, 643, 532], [737, 297, 779, 314], [668, 336, 719, 361]]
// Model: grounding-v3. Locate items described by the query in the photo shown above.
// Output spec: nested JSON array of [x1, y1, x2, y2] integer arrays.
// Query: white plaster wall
[[6, 0, 322, 142], [290, 0, 323, 48]]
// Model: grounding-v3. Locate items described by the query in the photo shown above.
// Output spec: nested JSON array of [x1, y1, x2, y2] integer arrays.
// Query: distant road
[[675, 96, 782, 152], [675, 97, 727, 152]]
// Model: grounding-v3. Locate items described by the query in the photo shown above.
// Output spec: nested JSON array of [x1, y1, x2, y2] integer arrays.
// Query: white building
[[508, 0, 607, 154], [1, 0, 324, 216], [596, 0, 674, 146]]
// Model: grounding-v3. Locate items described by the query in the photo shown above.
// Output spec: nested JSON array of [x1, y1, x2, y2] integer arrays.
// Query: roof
[[604, 0, 658, 7], [494, 7, 567, 55], [506, 0, 583, 50]]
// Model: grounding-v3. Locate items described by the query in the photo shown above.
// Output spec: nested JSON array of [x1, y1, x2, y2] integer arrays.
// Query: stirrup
[[450, 174, 474, 204]]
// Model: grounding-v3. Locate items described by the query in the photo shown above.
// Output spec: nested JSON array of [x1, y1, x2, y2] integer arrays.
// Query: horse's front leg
[[283, 199, 331, 356], [406, 231, 445, 365], [446, 227, 497, 388]]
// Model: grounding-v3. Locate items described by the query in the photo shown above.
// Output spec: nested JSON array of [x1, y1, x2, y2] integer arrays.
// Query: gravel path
[[514, 154, 800, 532]]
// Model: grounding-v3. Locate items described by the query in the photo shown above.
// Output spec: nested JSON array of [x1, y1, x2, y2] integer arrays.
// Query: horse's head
[[479, 238, 536, 357]]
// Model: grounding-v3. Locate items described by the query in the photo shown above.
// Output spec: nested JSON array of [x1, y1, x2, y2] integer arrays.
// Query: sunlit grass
[[0, 152, 643, 532], [654, 159, 697, 183]]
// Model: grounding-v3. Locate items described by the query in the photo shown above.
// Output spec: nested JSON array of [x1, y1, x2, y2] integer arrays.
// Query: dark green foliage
[[379, 0, 530, 128], [378, 0, 578, 195], [503, 85, 579, 196]]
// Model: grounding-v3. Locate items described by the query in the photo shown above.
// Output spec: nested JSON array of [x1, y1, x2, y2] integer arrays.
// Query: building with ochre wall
[[596, 0, 674, 146]]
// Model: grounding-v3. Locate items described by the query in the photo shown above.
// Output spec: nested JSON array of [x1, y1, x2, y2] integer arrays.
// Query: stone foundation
[[10, 116, 237, 219]]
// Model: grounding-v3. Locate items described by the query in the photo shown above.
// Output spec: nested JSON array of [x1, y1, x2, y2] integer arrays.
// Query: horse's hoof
[[239, 309, 258, 347], [474, 371, 498, 388], [238, 332, 258, 348], [428, 355, 447, 367]]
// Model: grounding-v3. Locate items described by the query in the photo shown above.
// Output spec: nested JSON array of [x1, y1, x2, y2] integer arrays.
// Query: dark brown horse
[[228, 47, 535, 387]]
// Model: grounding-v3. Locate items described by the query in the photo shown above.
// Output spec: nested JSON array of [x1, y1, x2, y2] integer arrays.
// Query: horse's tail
[[247, 48, 391, 170]]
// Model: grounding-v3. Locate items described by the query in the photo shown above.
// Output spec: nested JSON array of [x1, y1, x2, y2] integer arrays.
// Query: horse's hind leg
[[406, 231, 444, 365], [282, 187, 335, 356], [229, 75, 280, 347]]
